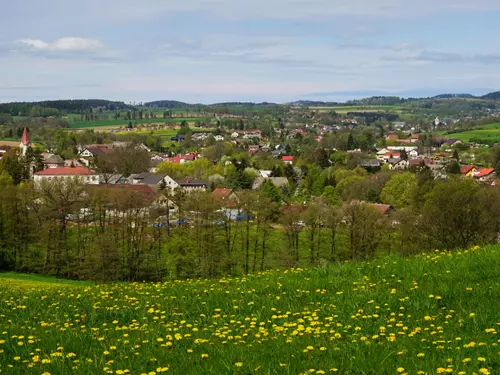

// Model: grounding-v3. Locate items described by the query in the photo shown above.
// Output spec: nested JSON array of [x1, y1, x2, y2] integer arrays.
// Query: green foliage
[[380, 172, 416, 208], [260, 179, 281, 203]]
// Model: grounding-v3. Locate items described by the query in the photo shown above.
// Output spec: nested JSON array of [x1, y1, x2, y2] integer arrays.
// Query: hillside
[[482, 91, 500, 100], [1, 245, 499, 374]]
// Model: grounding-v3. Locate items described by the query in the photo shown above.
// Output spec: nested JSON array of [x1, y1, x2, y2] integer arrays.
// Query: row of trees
[[1, 173, 499, 281]]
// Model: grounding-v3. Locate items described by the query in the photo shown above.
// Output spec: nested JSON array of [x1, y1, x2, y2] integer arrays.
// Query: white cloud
[[19, 37, 102, 52]]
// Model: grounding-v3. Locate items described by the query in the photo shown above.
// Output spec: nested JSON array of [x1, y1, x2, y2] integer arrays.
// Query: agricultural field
[[311, 105, 406, 114], [443, 123, 500, 142], [69, 117, 211, 130], [1, 245, 500, 375]]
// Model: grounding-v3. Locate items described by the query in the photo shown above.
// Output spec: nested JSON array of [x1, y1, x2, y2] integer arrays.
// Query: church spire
[[20, 128, 31, 156]]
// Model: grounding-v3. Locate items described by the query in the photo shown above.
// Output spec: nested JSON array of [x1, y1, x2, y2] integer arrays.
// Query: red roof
[[383, 152, 401, 158], [369, 203, 392, 214], [460, 165, 476, 175], [474, 168, 495, 178], [21, 128, 30, 145], [34, 167, 94, 176], [212, 188, 233, 199], [282, 156, 294, 162]]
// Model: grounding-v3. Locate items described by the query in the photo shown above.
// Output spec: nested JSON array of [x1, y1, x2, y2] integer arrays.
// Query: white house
[[388, 158, 409, 170], [33, 167, 100, 186]]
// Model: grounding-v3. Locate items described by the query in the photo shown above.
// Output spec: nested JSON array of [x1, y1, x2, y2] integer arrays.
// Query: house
[[410, 135, 420, 143], [259, 170, 272, 178], [248, 145, 260, 154], [382, 152, 401, 162], [444, 138, 463, 146], [367, 203, 393, 215], [409, 158, 434, 168], [64, 159, 85, 168], [282, 156, 294, 165], [33, 167, 100, 185], [167, 153, 198, 164], [79, 147, 109, 158], [137, 173, 177, 191], [150, 159, 162, 173], [214, 135, 224, 141], [212, 188, 239, 207], [428, 164, 447, 179], [43, 154, 65, 169], [460, 165, 478, 177], [388, 158, 408, 170], [175, 178, 208, 191], [358, 159, 381, 169], [408, 150, 419, 159], [473, 168, 495, 182]]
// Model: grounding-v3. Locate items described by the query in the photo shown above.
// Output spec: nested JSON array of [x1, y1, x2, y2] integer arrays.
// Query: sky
[[1, 0, 500, 104]]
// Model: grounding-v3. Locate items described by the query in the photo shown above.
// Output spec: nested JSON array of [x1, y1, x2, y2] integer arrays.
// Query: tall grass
[[1, 245, 499, 374]]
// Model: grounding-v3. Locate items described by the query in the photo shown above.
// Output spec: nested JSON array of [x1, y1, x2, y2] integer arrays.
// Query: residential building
[[33, 167, 99, 185], [282, 156, 294, 165]]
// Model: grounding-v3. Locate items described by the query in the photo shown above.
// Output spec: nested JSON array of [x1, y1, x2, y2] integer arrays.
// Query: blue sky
[[1, 0, 500, 104]]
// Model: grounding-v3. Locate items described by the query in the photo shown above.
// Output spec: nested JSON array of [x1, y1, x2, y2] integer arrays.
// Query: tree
[[445, 160, 461, 175], [347, 133, 355, 150], [342, 202, 386, 259], [452, 148, 459, 161], [419, 179, 491, 250], [260, 179, 281, 203], [496, 161, 500, 178], [380, 172, 416, 208]]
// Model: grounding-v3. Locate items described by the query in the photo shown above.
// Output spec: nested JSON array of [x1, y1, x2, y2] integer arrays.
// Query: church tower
[[20, 128, 31, 156]]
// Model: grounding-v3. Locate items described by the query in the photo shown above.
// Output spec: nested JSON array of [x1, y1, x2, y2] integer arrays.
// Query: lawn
[[443, 123, 500, 142], [1, 245, 499, 374]]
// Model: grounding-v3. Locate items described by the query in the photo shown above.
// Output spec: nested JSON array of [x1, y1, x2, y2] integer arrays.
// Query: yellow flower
[[201, 354, 208, 359], [417, 353, 425, 357], [397, 368, 405, 373], [14, 356, 21, 361], [479, 369, 490, 375], [235, 362, 243, 367], [478, 357, 486, 362], [42, 372, 51, 375]]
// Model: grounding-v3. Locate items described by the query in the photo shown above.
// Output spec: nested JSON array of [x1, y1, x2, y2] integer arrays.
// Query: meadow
[[69, 117, 210, 129], [1, 245, 499, 375], [443, 123, 500, 143]]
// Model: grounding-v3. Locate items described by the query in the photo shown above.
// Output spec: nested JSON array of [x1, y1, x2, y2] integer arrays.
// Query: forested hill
[[143, 100, 195, 108], [482, 91, 500, 100], [0, 99, 131, 116]]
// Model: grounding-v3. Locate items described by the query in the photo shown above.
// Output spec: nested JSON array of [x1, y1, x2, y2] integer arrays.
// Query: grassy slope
[[443, 123, 500, 142], [1, 245, 500, 374]]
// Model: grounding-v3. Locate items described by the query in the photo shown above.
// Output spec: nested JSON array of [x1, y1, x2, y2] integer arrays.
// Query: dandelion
[[201, 354, 208, 359], [235, 362, 243, 367]]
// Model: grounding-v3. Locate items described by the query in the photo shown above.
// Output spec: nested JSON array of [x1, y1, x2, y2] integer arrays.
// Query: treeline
[[1, 173, 500, 281], [0, 100, 130, 116]]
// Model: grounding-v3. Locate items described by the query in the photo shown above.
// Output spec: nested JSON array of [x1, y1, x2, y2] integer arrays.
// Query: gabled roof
[[282, 156, 294, 161], [369, 203, 392, 214], [44, 154, 64, 164], [460, 165, 477, 174], [474, 168, 495, 178], [34, 167, 94, 176], [212, 188, 233, 199], [140, 173, 168, 185]]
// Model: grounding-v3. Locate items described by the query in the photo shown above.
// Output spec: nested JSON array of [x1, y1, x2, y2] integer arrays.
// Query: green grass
[[443, 123, 500, 142], [311, 105, 405, 113], [0, 272, 92, 287], [69, 117, 210, 129], [1, 245, 500, 374]]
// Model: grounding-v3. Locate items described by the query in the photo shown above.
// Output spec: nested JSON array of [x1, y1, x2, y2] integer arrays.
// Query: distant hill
[[208, 102, 278, 107], [0, 99, 131, 116], [432, 93, 477, 99], [481, 91, 500, 100], [143, 100, 197, 108], [289, 100, 340, 106]]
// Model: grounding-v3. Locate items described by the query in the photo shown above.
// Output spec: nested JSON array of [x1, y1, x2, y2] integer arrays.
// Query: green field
[[309, 105, 406, 114], [69, 117, 211, 129], [443, 123, 500, 142], [1, 244, 499, 374], [116, 128, 216, 146]]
